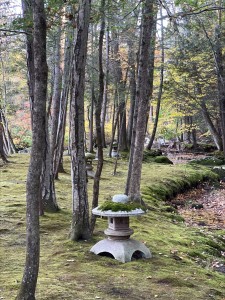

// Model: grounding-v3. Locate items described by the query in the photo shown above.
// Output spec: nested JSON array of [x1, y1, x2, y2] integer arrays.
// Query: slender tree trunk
[[53, 27, 74, 178], [40, 21, 65, 212], [147, 7, 162, 150], [100, 25, 109, 148], [126, 38, 137, 149], [215, 25, 225, 155], [127, 66, 136, 148], [16, 0, 48, 298], [88, 24, 95, 153], [0, 109, 16, 155], [21, 0, 35, 124], [51, 23, 63, 160], [0, 57, 16, 155], [88, 86, 94, 152], [70, 0, 91, 241], [41, 128, 59, 213], [200, 101, 223, 150], [108, 89, 118, 157], [126, 0, 155, 200], [111, 31, 127, 151], [108, 106, 119, 157], [0, 121, 8, 162], [90, 0, 105, 232]]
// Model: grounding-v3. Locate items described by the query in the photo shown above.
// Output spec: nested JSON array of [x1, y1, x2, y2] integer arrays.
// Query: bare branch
[[0, 28, 28, 35]]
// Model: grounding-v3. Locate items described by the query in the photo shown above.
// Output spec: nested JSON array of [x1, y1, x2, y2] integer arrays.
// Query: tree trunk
[[100, 25, 109, 148], [126, 0, 155, 200], [147, 6, 162, 150], [41, 126, 59, 213], [88, 86, 94, 153], [200, 100, 223, 150], [70, 0, 91, 241], [127, 66, 136, 148], [111, 31, 128, 151], [51, 23, 63, 161], [53, 27, 74, 178], [90, 0, 105, 232], [16, 0, 48, 298], [21, 0, 35, 124], [108, 106, 119, 158], [0, 121, 8, 162], [40, 21, 65, 212], [215, 24, 225, 155]]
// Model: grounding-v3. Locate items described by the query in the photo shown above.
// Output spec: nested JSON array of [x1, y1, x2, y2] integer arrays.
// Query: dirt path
[[171, 182, 225, 229]]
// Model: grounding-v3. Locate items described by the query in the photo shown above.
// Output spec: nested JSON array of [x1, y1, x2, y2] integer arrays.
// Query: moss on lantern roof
[[98, 200, 146, 212], [85, 152, 96, 160]]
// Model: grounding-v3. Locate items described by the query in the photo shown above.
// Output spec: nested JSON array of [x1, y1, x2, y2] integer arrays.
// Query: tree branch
[[0, 28, 29, 35]]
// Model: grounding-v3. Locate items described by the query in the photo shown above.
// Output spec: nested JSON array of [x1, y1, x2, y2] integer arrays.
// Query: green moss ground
[[0, 154, 225, 300]]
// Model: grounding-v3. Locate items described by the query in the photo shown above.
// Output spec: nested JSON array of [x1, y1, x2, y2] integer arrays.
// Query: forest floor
[[174, 182, 225, 230], [167, 151, 225, 231], [0, 153, 225, 300]]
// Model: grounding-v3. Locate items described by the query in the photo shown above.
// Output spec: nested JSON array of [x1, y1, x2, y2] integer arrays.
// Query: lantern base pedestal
[[90, 238, 151, 263]]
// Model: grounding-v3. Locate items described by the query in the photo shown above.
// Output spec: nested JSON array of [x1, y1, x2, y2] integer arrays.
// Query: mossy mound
[[183, 143, 217, 152], [142, 149, 162, 162], [154, 156, 173, 164], [189, 157, 224, 166], [98, 201, 146, 212], [212, 150, 225, 161], [141, 164, 219, 205]]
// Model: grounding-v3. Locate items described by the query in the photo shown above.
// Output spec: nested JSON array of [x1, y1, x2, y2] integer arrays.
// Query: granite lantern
[[111, 141, 119, 157], [85, 152, 95, 178], [90, 194, 151, 263]]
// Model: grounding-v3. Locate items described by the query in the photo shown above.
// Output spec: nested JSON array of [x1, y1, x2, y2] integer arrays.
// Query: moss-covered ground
[[0, 154, 225, 300]]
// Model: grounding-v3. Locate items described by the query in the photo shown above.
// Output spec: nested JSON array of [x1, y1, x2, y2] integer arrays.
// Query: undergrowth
[[0, 154, 224, 300]]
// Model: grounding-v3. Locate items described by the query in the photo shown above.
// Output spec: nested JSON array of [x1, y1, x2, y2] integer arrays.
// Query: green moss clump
[[189, 157, 224, 166], [161, 206, 177, 213], [98, 201, 146, 212], [154, 156, 173, 164], [142, 149, 162, 162], [183, 143, 217, 152], [212, 150, 225, 160]]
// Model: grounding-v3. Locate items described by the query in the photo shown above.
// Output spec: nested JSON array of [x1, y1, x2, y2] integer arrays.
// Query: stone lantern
[[111, 141, 119, 157], [90, 194, 151, 263], [85, 152, 95, 178]]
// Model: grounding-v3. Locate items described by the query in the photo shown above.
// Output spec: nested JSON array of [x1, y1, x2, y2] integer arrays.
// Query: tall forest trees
[[162, 1, 225, 153], [0, 0, 225, 298]]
